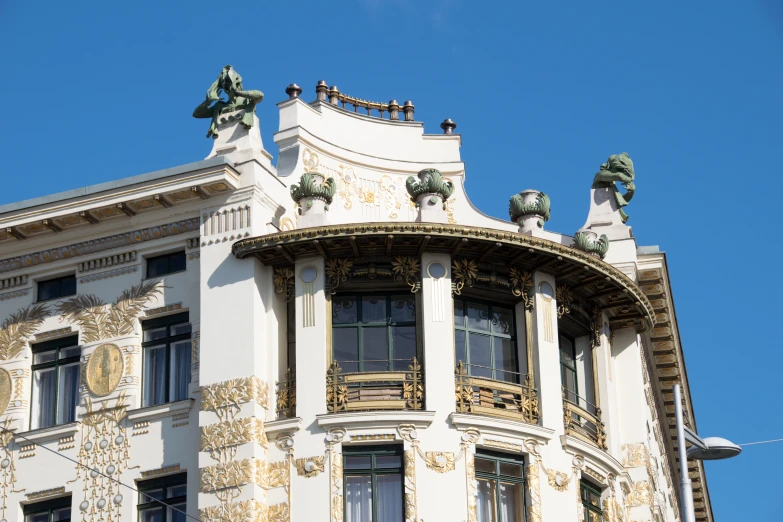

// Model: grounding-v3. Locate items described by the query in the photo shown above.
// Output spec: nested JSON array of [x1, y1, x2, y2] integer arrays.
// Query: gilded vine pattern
[[327, 429, 345, 522], [524, 440, 542, 522], [0, 303, 49, 360], [0, 421, 22, 521], [200, 376, 270, 422]]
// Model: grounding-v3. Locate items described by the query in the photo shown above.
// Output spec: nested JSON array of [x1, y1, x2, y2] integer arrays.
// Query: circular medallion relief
[[300, 266, 318, 283], [0, 369, 11, 417], [86, 344, 125, 397], [539, 281, 554, 301], [427, 262, 447, 279]]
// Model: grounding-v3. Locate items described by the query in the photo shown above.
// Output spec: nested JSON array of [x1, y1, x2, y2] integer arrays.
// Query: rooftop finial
[[286, 83, 303, 99], [440, 119, 457, 134]]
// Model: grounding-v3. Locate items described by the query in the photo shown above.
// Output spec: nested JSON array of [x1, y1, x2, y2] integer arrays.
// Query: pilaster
[[420, 253, 453, 422]]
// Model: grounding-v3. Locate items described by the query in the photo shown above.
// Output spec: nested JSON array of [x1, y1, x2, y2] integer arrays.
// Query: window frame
[[145, 251, 186, 279], [453, 297, 519, 382], [580, 480, 604, 522], [342, 445, 404, 522], [474, 449, 527, 522], [141, 312, 192, 407], [36, 274, 76, 302], [559, 332, 579, 399], [331, 292, 419, 372], [23, 494, 72, 521], [30, 335, 80, 430], [137, 472, 187, 522]]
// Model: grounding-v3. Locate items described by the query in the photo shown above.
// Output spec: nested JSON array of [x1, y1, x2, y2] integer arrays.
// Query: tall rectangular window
[[24, 494, 71, 521], [146, 251, 186, 278], [31, 336, 80, 430], [559, 334, 578, 403], [454, 299, 517, 382], [343, 446, 403, 522], [580, 480, 604, 522], [332, 294, 417, 372], [138, 472, 187, 522], [37, 274, 76, 302], [142, 312, 191, 407], [475, 450, 526, 522]]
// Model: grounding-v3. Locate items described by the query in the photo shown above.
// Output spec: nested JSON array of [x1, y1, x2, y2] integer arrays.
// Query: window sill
[[317, 410, 435, 431], [18, 422, 79, 445], [126, 399, 194, 423], [143, 270, 187, 281], [559, 434, 625, 479], [450, 413, 555, 445]]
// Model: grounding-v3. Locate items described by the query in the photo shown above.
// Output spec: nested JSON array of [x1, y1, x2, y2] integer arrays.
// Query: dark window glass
[[37, 275, 76, 302], [147, 251, 186, 278], [31, 336, 80, 430], [475, 450, 526, 522], [454, 299, 518, 382], [138, 473, 187, 522], [24, 495, 72, 522], [343, 446, 403, 522], [142, 313, 191, 406], [332, 294, 417, 372], [559, 334, 578, 403], [580, 481, 604, 522]]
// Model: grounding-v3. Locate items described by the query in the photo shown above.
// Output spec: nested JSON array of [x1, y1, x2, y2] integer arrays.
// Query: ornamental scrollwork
[[199, 498, 265, 522], [451, 258, 478, 296], [422, 451, 456, 473], [325, 258, 353, 294], [200, 376, 270, 422], [391, 256, 421, 293], [273, 267, 295, 302], [509, 268, 534, 308], [556, 284, 573, 318], [626, 480, 652, 508], [621, 443, 649, 468]]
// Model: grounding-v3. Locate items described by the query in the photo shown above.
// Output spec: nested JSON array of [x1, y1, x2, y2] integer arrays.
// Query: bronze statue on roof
[[192, 65, 264, 139]]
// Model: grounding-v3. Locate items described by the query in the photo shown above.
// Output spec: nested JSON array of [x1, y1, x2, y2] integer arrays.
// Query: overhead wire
[[0, 425, 203, 522], [738, 438, 783, 447]]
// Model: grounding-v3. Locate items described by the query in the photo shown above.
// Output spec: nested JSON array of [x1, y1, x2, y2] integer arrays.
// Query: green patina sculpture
[[508, 191, 551, 226], [406, 169, 454, 209], [592, 152, 635, 223], [573, 231, 610, 259], [193, 65, 264, 139], [290, 173, 337, 210]]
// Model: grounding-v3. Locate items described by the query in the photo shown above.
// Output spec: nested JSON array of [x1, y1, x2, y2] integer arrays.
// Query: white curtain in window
[[143, 346, 166, 406], [346, 475, 372, 522], [377, 474, 403, 522], [57, 362, 80, 424], [477, 478, 497, 522], [31, 368, 56, 429], [170, 341, 191, 402], [498, 482, 522, 522]]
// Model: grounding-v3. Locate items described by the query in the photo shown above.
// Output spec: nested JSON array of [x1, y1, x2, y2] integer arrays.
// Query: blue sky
[[1, 1, 781, 518]]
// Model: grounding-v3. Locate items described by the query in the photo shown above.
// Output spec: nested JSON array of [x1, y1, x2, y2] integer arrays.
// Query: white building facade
[[0, 71, 712, 522]]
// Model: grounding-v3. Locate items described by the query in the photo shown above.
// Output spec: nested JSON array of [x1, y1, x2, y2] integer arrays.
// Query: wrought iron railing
[[454, 362, 539, 424], [562, 388, 607, 449], [276, 368, 296, 418], [326, 358, 423, 412]]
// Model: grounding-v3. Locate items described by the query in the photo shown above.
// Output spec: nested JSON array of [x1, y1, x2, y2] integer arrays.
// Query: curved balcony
[[326, 358, 424, 412], [562, 388, 607, 450], [454, 362, 539, 424]]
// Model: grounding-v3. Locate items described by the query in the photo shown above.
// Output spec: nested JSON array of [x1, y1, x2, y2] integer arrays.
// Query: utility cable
[[0, 425, 203, 522], [738, 438, 783, 447]]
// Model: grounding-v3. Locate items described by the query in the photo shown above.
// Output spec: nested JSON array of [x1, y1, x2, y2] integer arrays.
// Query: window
[[580, 480, 603, 522], [142, 312, 192, 407], [559, 334, 578, 403], [475, 450, 526, 522], [343, 446, 403, 522], [146, 251, 186, 278], [31, 336, 80, 430], [37, 275, 76, 302], [454, 299, 517, 382], [138, 472, 187, 522], [24, 495, 71, 521], [332, 294, 417, 372]]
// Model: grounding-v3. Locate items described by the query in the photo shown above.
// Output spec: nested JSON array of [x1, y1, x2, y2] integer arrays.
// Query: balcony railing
[[326, 358, 424, 412], [562, 388, 607, 449], [275, 368, 296, 418], [454, 362, 539, 424]]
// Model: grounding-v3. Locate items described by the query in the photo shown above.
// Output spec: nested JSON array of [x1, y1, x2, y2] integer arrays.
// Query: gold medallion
[[0, 368, 11, 416], [86, 344, 124, 397]]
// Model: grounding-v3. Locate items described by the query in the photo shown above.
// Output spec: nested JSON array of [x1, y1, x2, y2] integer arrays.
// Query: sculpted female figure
[[592, 152, 636, 223], [193, 65, 264, 139]]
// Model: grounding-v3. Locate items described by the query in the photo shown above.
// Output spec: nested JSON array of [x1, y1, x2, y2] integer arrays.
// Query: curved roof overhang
[[232, 223, 654, 332]]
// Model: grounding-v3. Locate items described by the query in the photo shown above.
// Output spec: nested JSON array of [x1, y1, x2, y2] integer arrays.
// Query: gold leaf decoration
[[293, 456, 325, 478], [451, 258, 478, 296], [199, 498, 266, 522], [391, 256, 421, 293], [268, 503, 290, 522], [422, 451, 456, 473], [200, 376, 269, 422], [0, 303, 49, 360]]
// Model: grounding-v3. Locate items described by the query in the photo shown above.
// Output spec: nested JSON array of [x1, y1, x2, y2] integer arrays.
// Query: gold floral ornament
[[622, 443, 649, 468], [200, 376, 269, 422], [326, 361, 348, 412], [302, 148, 320, 172], [294, 456, 325, 478], [626, 480, 652, 508], [268, 503, 290, 522], [200, 498, 265, 522], [543, 467, 571, 492], [85, 343, 124, 397], [555, 284, 573, 318], [402, 358, 424, 410], [509, 268, 534, 308], [56, 280, 162, 343], [423, 452, 456, 473], [391, 256, 421, 293], [273, 267, 295, 302], [451, 258, 477, 296], [325, 258, 353, 294], [0, 303, 49, 360], [0, 369, 11, 416]]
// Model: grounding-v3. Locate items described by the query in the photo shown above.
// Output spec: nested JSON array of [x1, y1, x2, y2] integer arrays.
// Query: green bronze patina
[[592, 152, 635, 224], [508, 191, 551, 226], [405, 169, 454, 209], [290, 173, 337, 210], [573, 231, 609, 259], [193, 65, 264, 139]]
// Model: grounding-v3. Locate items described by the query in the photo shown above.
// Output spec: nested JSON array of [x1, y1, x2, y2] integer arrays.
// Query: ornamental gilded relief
[[0, 303, 48, 360]]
